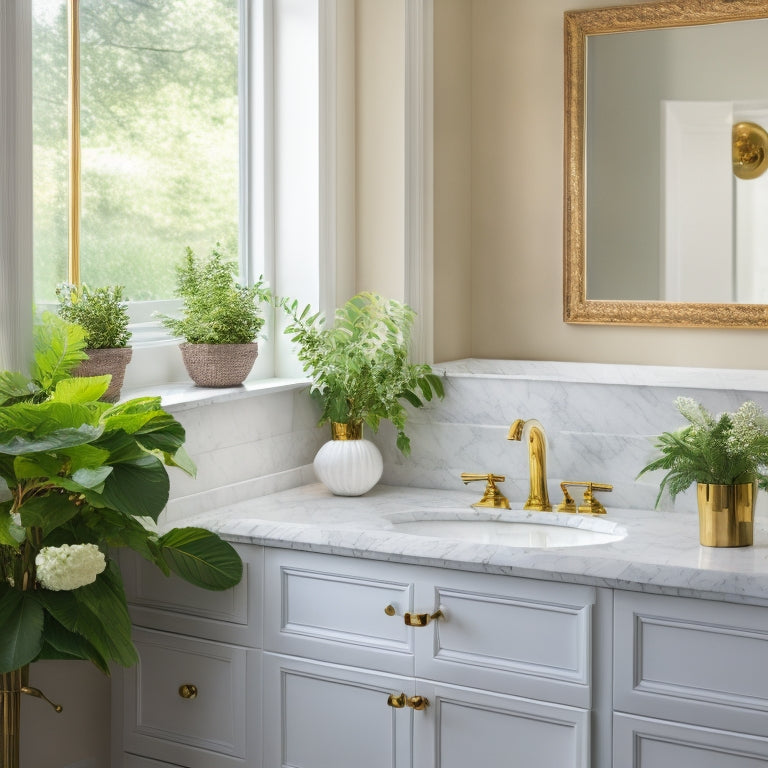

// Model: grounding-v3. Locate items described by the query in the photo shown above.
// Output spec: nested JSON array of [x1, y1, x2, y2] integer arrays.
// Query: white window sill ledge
[[122, 376, 311, 413]]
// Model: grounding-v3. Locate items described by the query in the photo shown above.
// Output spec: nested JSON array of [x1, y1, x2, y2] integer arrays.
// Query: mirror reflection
[[586, 18, 768, 303], [564, 2, 768, 327]]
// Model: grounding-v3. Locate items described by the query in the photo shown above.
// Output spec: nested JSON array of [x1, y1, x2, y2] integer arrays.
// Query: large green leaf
[[31, 312, 88, 392], [19, 493, 80, 538], [36, 615, 108, 672], [36, 565, 137, 669], [159, 527, 242, 590], [0, 400, 99, 434], [0, 588, 45, 673], [100, 454, 170, 520], [49, 376, 111, 404], [0, 371, 37, 407], [101, 397, 167, 435], [0, 425, 104, 456], [0, 500, 23, 546], [58, 443, 111, 473], [163, 444, 196, 477], [12, 453, 65, 480]]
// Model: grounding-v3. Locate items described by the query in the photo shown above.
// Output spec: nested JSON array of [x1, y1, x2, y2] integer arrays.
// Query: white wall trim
[[0, 1, 33, 373], [404, 0, 434, 363]]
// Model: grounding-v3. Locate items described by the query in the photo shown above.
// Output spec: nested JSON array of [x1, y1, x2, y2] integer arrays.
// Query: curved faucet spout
[[508, 419, 552, 511]]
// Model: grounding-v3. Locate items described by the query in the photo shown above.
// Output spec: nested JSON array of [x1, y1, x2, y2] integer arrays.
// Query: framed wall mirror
[[564, 0, 768, 326]]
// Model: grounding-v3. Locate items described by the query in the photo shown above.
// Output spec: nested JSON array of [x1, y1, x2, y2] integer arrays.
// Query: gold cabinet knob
[[404, 609, 443, 627], [178, 684, 198, 700], [407, 695, 429, 710], [387, 693, 429, 710], [387, 692, 406, 708], [384, 604, 396, 616]]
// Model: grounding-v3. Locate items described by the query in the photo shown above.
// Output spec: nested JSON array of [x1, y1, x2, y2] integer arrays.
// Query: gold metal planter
[[697, 482, 755, 547]]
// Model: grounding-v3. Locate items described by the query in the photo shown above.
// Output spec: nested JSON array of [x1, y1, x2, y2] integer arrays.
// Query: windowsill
[[121, 376, 310, 413]]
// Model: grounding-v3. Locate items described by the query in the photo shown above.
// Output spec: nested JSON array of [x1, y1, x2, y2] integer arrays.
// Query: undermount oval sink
[[385, 509, 626, 548]]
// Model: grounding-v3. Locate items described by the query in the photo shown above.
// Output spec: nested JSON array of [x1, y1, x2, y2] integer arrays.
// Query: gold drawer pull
[[387, 693, 429, 710], [404, 609, 443, 627], [178, 684, 198, 700], [384, 604, 396, 616], [387, 692, 406, 708]]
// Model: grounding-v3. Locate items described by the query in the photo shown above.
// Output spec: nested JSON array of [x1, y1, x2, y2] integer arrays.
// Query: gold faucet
[[508, 419, 552, 511]]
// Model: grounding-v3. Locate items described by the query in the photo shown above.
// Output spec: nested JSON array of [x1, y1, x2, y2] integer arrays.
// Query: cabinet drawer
[[123, 628, 260, 768], [615, 591, 768, 737], [415, 567, 596, 708], [264, 549, 415, 675], [614, 713, 768, 767], [121, 544, 262, 646]]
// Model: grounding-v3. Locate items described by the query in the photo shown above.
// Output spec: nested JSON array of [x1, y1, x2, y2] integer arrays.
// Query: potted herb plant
[[56, 282, 132, 402], [282, 292, 445, 495], [159, 245, 270, 387], [0, 313, 242, 766], [638, 397, 768, 547]]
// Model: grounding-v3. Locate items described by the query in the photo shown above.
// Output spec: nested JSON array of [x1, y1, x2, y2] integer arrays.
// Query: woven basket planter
[[180, 342, 259, 387], [72, 347, 133, 402]]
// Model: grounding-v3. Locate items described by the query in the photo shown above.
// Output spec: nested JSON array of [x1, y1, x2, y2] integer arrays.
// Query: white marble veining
[[179, 482, 768, 606], [372, 359, 768, 512]]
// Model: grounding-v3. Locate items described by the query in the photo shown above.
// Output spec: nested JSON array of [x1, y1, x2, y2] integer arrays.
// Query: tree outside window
[[32, 0, 240, 304]]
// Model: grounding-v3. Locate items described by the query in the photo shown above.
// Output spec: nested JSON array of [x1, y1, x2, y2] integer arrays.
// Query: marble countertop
[[179, 482, 768, 606]]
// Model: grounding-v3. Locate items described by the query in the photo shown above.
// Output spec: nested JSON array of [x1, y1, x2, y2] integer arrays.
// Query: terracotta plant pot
[[179, 342, 259, 387], [72, 347, 133, 402]]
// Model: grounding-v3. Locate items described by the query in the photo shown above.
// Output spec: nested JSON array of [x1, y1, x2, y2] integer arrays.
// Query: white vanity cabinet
[[112, 545, 263, 768], [262, 549, 596, 768], [613, 591, 768, 766]]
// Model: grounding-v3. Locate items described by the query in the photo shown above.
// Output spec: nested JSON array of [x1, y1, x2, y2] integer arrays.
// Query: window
[[5, 1, 338, 387], [33, 0, 241, 305]]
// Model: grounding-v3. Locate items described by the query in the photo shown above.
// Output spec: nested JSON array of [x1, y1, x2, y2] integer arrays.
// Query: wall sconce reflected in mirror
[[733, 121, 768, 180]]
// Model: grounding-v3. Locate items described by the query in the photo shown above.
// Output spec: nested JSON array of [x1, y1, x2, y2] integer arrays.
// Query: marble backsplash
[[371, 359, 768, 514]]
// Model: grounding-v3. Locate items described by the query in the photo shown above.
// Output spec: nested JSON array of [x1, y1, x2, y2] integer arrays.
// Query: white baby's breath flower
[[675, 397, 715, 432], [35, 543, 106, 591]]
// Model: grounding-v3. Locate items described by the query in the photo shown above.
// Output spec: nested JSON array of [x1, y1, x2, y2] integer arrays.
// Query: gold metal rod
[[68, 0, 81, 285]]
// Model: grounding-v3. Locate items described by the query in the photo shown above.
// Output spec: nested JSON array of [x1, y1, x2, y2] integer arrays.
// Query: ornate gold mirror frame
[[564, 0, 768, 327]]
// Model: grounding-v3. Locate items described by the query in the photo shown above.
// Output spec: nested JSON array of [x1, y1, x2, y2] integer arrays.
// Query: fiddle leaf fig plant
[[0, 312, 242, 674]]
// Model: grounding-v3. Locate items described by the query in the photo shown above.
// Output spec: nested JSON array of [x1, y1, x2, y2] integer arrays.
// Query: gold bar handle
[[178, 684, 198, 700], [387, 692, 406, 708], [404, 609, 444, 627]]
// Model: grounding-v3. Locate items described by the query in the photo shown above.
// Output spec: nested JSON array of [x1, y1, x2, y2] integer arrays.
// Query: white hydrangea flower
[[35, 543, 106, 591]]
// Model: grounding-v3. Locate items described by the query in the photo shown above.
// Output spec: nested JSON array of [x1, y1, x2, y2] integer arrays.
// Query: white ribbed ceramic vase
[[314, 422, 383, 496]]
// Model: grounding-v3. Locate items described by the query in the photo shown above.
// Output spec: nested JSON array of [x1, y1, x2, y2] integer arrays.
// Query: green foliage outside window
[[32, 0, 240, 303]]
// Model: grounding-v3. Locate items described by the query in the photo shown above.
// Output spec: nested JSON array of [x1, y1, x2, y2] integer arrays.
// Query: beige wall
[[431, 0, 768, 368], [355, 0, 406, 299]]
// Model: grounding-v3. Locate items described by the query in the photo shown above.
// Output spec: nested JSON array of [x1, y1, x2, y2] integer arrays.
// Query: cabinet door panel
[[614, 713, 768, 767], [414, 681, 589, 768], [615, 591, 768, 737], [415, 567, 595, 707], [263, 653, 412, 768]]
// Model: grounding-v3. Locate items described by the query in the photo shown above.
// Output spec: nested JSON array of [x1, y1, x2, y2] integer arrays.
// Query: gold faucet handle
[[558, 481, 613, 514], [460, 472, 510, 509], [556, 482, 578, 513]]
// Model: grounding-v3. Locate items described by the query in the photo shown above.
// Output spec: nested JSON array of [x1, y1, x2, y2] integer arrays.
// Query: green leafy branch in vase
[[0, 313, 242, 675], [637, 397, 768, 506], [281, 292, 445, 455]]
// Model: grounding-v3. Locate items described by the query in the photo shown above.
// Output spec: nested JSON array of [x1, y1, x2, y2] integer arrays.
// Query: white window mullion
[[0, 1, 33, 374]]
